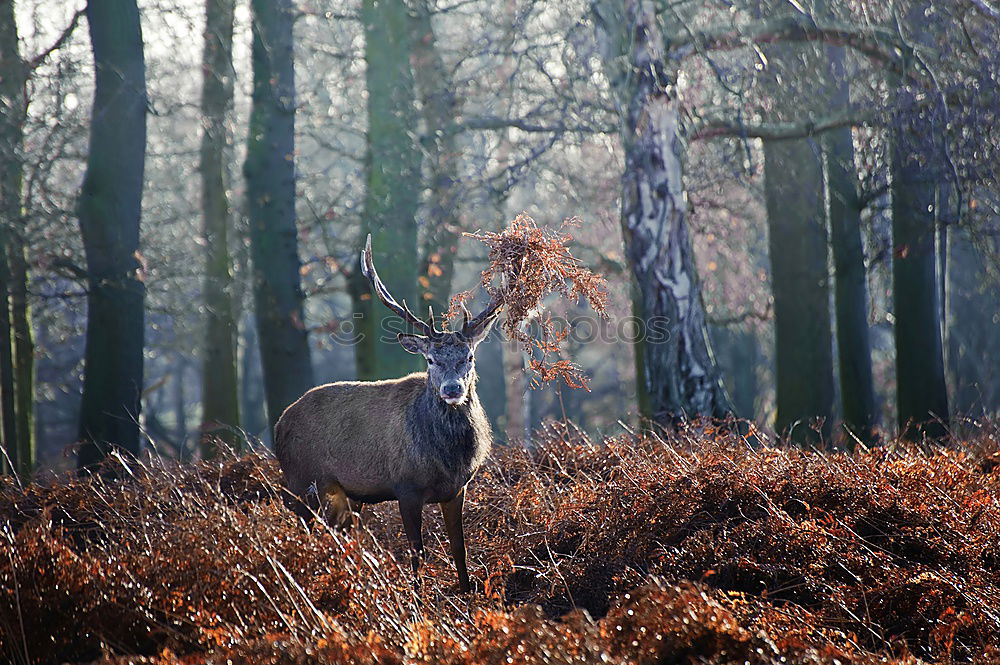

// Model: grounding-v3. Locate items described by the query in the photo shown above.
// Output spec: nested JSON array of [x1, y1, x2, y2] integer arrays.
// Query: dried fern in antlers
[[447, 213, 608, 389]]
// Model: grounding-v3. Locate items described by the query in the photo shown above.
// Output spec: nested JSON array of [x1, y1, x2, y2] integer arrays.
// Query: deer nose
[[441, 382, 462, 399]]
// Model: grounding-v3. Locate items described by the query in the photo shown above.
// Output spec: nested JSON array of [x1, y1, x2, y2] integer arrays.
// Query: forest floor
[[1, 421, 999, 665]]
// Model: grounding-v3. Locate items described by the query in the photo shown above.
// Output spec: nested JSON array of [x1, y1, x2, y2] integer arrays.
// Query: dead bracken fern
[[1, 421, 999, 664], [449, 213, 608, 389]]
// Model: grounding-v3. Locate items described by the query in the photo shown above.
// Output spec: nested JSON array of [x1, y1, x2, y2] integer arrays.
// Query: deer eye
[[426, 357, 435, 365], [467, 356, 473, 363]]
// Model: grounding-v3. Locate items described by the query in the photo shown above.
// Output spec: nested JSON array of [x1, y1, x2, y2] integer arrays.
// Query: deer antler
[[462, 295, 503, 339], [360, 234, 437, 337]]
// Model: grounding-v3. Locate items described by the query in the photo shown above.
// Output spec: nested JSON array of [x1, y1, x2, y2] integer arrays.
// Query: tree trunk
[[199, 0, 240, 457], [0, 0, 26, 474], [239, 313, 269, 440], [76, 0, 148, 469], [8, 238, 32, 473], [946, 230, 1000, 418], [891, 147, 950, 441], [709, 324, 759, 420], [2, 16, 34, 478], [805, 9, 876, 449], [490, 0, 527, 440], [889, 3, 950, 442], [764, 138, 835, 445], [503, 338, 525, 441], [756, 12, 836, 446], [825, 125, 877, 446], [594, 0, 729, 425], [356, 0, 422, 380], [476, 324, 506, 434], [0, 255, 14, 473], [173, 355, 187, 446], [411, 0, 461, 313], [244, 0, 314, 432]]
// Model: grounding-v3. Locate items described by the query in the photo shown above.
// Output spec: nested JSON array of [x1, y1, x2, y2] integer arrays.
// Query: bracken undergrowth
[[2, 420, 999, 664]]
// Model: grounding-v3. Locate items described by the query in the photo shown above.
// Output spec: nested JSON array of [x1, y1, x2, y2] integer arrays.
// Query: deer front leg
[[441, 487, 470, 592], [398, 495, 425, 586]]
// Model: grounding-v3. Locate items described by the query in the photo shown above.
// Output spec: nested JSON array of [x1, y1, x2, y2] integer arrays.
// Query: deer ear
[[398, 333, 429, 355]]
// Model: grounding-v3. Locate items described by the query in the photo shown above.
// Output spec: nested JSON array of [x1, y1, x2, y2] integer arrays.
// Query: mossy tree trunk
[[758, 14, 836, 446], [76, 0, 148, 469], [411, 0, 461, 314], [0, 0, 27, 474], [0, 249, 14, 473], [594, 0, 730, 425], [355, 0, 422, 380], [0, 0, 34, 477], [244, 0, 314, 432], [199, 0, 240, 457]]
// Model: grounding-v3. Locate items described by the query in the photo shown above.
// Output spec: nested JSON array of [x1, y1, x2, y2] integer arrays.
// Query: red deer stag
[[275, 234, 501, 592]]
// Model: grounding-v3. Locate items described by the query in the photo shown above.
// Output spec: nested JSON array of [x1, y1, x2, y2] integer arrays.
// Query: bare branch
[[296, 8, 359, 22], [707, 303, 773, 326], [689, 108, 875, 141], [451, 115, 614, 135], [28, 8, 85, 71], [668, 13, 915, 75]]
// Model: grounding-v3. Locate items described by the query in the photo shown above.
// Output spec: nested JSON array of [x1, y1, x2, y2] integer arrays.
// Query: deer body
[[275, 235, 501, 592], [275, 371, 491, 507]]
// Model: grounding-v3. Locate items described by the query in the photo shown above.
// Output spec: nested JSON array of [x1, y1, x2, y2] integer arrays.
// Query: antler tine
[[462, 295, 503, 339], [360, 234, 434, 336], [426, 305, 436, 331], [460, 302, 472, 330]]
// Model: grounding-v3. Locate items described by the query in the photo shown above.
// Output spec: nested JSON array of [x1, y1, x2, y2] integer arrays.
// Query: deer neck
[[407, 375, 481, 459]]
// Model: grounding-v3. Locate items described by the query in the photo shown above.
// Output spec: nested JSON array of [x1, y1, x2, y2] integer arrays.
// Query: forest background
[[0, 0, 998, 475]]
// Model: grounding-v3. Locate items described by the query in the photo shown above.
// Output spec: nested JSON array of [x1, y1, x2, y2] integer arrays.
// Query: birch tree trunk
[[244, 0, 314, 431], [594, 0, 729, 424], [199, 0, 240, 456], [355, 0, 422, 380], [76, 0, 148, 468]]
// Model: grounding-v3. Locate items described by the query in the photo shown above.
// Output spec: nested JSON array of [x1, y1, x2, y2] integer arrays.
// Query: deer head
[[360, 234, 502, 405]]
